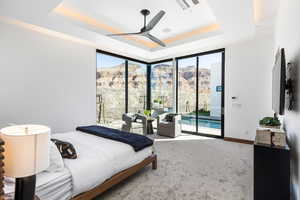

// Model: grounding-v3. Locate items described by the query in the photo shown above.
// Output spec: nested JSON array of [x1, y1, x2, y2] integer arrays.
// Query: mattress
[[4, 168, 72, 200], [52, 131, 153, 197]]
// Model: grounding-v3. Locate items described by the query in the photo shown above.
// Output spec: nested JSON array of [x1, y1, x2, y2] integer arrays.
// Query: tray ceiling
[[53, 0, 221, 50]]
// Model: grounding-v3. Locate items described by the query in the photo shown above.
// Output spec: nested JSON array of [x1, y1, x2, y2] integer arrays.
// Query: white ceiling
[[0, 0, 279, 61], [59, 0, 217, 39]]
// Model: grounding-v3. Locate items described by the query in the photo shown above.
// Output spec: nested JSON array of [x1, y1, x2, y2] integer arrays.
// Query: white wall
[[0, 21, 96, 133], [275, 0, 300, 198], [225, 34, 274, 140], [0, 16, 275, 142]]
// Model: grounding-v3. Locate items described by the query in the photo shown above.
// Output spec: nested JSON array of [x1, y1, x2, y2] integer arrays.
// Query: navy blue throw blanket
[[76, 125, 153, 152]]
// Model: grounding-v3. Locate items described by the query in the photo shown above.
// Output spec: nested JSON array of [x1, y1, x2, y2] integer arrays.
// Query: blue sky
[[178, 53, 222, 68], [97, 52, 222, 68], [97, 53, 125, 68]]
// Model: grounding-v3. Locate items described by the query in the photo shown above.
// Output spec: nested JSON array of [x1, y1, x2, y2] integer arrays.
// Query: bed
[[3, 129, 157, 200], [4, 169, 73, 200]]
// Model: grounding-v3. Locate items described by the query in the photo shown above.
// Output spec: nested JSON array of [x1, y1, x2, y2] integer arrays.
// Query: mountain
[[96, 63, 212, 122]]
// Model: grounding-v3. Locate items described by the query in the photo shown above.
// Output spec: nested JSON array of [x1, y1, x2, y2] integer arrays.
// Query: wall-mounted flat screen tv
[[272, 48, 286, 115]]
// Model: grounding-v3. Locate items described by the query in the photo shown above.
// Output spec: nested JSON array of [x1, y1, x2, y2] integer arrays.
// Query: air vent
[[176, 0, 200, 10], [176, 0, 190, 10], [191, 0, 199, 5]]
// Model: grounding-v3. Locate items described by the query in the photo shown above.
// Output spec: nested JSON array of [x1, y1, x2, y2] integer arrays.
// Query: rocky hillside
[[96, 63, 212, 122]]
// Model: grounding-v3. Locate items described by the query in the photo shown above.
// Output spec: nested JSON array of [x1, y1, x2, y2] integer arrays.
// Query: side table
[[147, 119, 154, 135]]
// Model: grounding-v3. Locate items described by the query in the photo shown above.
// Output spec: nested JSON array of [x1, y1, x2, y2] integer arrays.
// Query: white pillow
[[46, 141, 65, 172]]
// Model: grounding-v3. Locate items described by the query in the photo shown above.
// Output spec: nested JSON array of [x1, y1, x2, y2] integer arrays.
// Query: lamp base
[[14, 175, 36, 200]]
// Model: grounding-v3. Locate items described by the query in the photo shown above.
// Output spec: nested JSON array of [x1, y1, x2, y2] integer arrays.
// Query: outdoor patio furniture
[[146, 118, 155, 135], [151, 108, 169, 128], [121, 113, 147, 135], [157, 113, 182, 138]]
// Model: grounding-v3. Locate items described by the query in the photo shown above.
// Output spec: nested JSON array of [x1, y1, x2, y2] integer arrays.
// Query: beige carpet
[[95, 134, 253, 200]]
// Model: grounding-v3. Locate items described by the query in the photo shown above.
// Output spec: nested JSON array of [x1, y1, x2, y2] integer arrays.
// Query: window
[[128, 61, 147, 113], [96, 53, 126, 126], [151, 61, 174, 112], [96, 51, 148, 128], [96, 49, 224, 138]]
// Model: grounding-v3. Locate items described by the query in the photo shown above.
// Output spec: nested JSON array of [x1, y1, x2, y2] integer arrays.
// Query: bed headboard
[[0, 138, 4, 200]]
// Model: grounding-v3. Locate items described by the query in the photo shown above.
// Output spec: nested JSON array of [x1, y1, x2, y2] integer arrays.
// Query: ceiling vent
[[176, 0, 199, 10], [191, 0, 199, 5], [176, 0, 190, 10]]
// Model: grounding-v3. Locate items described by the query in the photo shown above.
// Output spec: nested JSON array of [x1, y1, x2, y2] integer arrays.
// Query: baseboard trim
[[224, 137, 254, 145]]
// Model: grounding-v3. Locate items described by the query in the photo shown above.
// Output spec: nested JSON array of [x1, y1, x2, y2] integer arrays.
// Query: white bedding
[[52, 131, 153, 197], [36, 169, 72, 200], [4, 169, 72, 200]]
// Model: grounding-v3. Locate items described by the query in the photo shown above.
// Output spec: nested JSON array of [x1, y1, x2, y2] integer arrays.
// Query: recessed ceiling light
[[162, 28, 172, 33]]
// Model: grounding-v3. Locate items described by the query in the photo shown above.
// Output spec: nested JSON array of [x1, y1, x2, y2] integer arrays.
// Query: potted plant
[[259, 115, 281, 129], [153, 99, 161, 109], [144, 110, 153, 119], [158, 99, 163, 108]]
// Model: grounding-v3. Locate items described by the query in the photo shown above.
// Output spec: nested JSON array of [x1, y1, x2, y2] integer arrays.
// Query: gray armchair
[[157, 113, 182, 138], [121, 113, 147, 135], [151, 108, 166, 129]]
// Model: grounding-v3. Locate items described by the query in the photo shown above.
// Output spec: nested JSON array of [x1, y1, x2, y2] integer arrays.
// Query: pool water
[[181, 116, 221, 129]]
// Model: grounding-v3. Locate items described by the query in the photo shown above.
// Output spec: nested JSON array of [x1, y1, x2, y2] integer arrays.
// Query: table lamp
[[0, 125, 50, 200]]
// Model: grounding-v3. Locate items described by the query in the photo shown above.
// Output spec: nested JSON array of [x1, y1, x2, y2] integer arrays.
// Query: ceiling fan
[[107, 9, 166, 47]]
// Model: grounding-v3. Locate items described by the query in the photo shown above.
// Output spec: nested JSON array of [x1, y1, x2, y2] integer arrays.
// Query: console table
[[254, 142, 290, 200]]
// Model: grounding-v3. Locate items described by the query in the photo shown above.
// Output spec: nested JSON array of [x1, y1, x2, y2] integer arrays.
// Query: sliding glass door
[[197, 52, 222, 136], [177, 57, 197, 132], [177, 50, 224, 137]]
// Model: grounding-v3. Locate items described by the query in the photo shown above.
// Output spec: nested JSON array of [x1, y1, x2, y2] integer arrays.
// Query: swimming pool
[[181, 116, 221, 129]]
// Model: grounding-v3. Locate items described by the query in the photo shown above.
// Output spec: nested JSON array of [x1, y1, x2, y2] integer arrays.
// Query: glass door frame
[[175, 49, 225, 138]]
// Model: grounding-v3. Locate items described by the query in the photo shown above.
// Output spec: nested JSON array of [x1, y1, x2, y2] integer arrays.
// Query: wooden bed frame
[[72, 154, 157, 200]]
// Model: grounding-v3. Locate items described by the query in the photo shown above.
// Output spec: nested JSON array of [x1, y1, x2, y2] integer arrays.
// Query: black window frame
[[175, 49, 225, 138], [96, 48, 225, 138]]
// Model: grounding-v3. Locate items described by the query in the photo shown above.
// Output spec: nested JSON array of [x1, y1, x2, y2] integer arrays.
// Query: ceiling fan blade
[[146, 34, 166, 47], [107, 32, 142, 36], [145, 10, 166, 31]]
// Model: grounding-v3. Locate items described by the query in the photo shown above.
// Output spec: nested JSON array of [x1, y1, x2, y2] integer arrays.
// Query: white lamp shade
[[0, 125, 50, 178]]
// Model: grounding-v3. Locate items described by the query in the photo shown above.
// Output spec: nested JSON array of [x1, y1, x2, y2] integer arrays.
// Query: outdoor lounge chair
[[121, 113, 147, 135], [157, 113, 182, 138]]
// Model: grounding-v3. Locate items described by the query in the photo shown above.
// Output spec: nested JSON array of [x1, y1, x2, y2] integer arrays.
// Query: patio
[[98, 115, 221, 137]]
